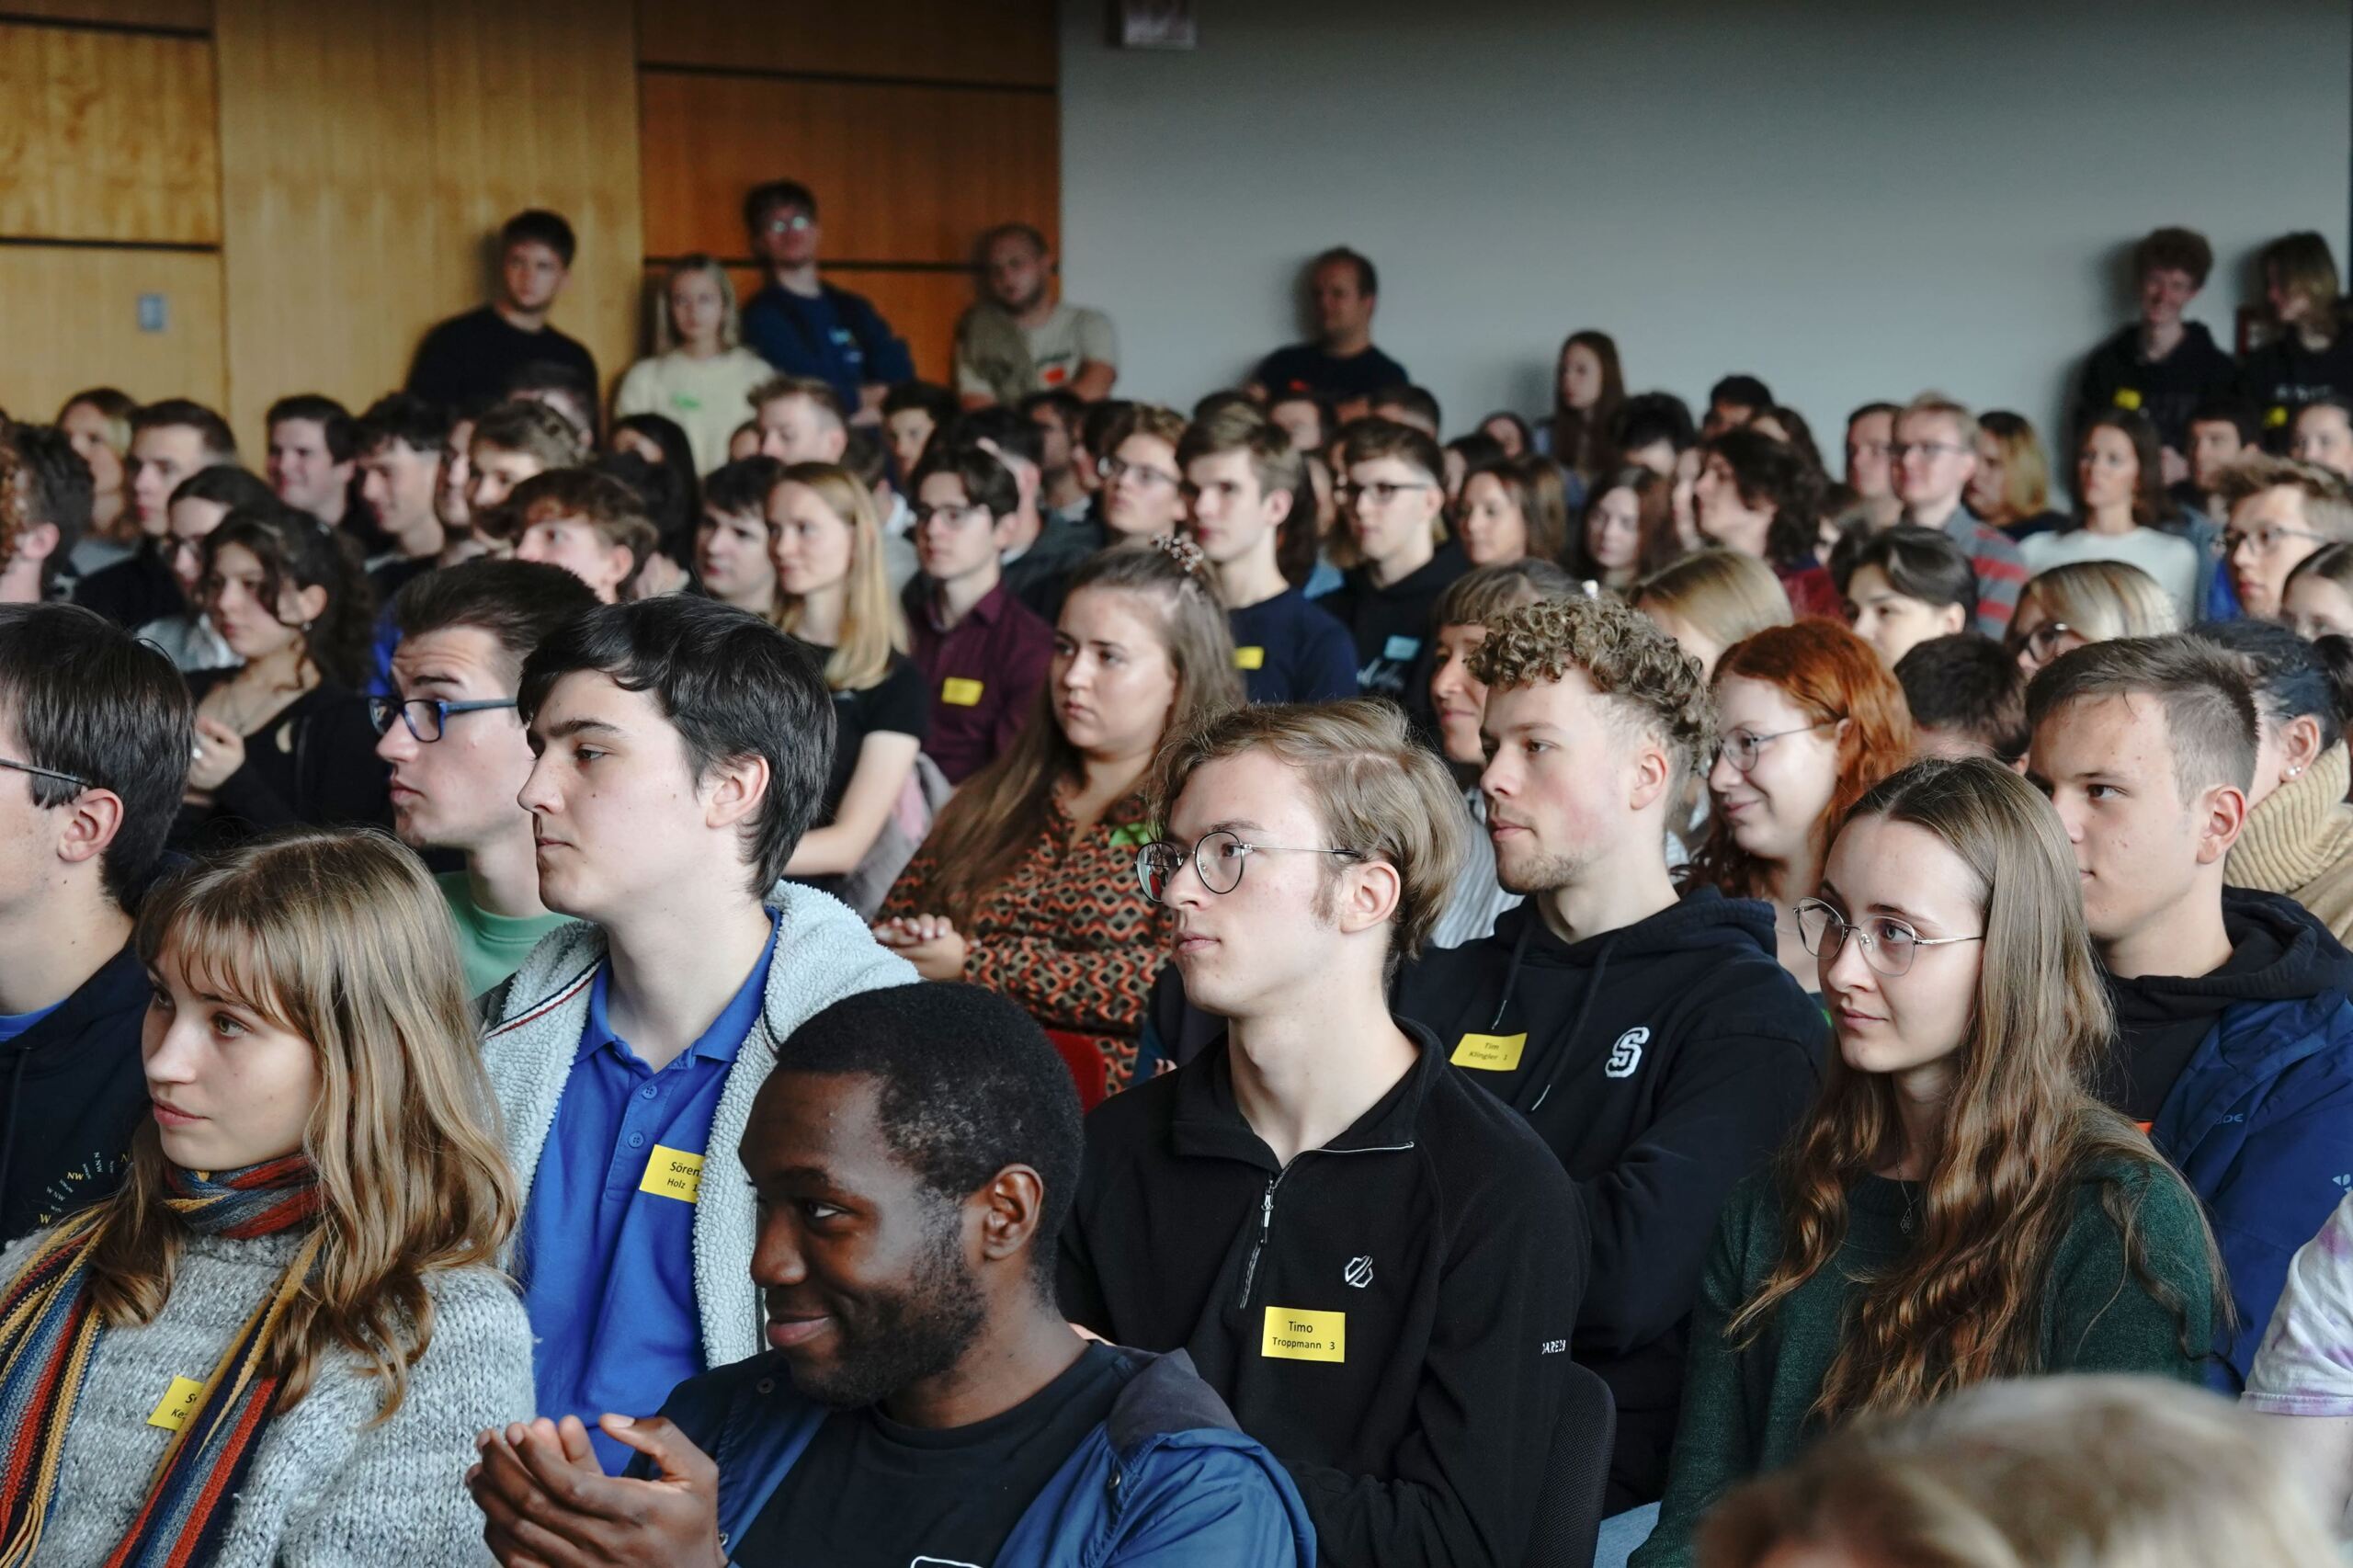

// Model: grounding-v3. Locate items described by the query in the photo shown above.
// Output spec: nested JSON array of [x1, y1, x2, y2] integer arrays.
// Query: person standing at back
[[737, 180, 914, 425], [407, 209, 600, 415], [1247, 248, 1410, 423], [955, 222, 1119, 408], [2073, 227, 2239, 472]]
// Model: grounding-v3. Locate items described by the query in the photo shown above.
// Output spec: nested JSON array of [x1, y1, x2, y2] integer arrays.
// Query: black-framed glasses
[[1794, 897, 1983, 978], [1135, 829, 1364, 904], [368, 697, 517, 743], [2019, 620, 2080, 662], [0, 756, 91, 793], [2216, 524, 2327, 558], [1716, 720, 1838, 774]]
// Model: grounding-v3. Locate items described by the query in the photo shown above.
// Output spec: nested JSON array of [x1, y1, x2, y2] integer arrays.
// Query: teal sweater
[[1631, 1162, 2212, 1567]]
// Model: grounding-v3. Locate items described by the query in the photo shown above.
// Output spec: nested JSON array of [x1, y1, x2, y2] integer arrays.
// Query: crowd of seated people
[[7, 195, 2353, 1568]]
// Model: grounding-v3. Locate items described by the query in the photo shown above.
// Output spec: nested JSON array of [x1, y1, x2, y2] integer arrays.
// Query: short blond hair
[[2217, 452, 2353, 541], [1899, 391, 1980, 448], [1699, 1375, 2338, 1568], [1631, 549, 1792, 649], [2010, 560, 2179, 653], [1152, 699, 1464, 973]]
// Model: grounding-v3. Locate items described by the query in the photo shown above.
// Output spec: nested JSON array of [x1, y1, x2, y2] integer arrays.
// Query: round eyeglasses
[[1135, 829, 1364, 904], [1794, 896, 1983, 978], [1717, 720, 1838, 774], [368, 697, 518, 744]]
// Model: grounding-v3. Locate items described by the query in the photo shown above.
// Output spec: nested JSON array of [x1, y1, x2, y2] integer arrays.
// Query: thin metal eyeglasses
[[0, 756, 91, 792], [1100, 457, 1178, 491], [1717, 720, 1838, 774], [1135, 829, 1364, 904], [1795, 897, 1983, 978], [2215, 524, 2328, 557], [367, 697, 517, 744]]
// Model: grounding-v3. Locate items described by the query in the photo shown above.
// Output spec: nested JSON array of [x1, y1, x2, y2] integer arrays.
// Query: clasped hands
[[466, 1410, 727, 1568], [870, 911, 968, 981]]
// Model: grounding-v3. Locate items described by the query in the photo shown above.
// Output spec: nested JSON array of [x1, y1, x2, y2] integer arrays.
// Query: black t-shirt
[[798, 642, 929, 823], [404, 305, 599, 415], [734, 1343, 1127, 1567], [1251, 341, 1410, 403]]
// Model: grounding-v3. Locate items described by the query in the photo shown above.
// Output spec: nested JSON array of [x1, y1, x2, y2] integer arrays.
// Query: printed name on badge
[[147, 1374, 207, 1431], [1260, 1306, 1346, 1363], [1450, 1032, 1527, 1071], [639, 1145, 706, 1203]]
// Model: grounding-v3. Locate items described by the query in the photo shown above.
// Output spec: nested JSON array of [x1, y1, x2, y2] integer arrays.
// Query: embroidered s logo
[[1343, 1256, 1374, 1290], [1605, 1027, 1649, 1079]]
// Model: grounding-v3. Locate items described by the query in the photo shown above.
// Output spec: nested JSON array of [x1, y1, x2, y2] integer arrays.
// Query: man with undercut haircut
[[1393, 597, 1822, 1532], [2027, 635, 2353, 1387], [354, 392, 451, 600], [1063, 699, 1588, 1568], [468, 982, 1314, 1567]]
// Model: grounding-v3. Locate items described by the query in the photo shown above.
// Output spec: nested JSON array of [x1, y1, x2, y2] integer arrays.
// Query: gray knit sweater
[[4, 1228, 531, 1566]]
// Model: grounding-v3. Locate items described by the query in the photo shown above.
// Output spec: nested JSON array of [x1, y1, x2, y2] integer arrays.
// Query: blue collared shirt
[[519, 914, 778, 1472]]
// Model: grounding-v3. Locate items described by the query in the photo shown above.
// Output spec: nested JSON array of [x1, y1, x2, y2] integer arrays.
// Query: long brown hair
[[911, 541, 1242, 923], [1548, 329, 1625, 479], [90, 828, 518, 1420], [1724, 759, 2221, 1423], [1687, 620, 1912, 898]]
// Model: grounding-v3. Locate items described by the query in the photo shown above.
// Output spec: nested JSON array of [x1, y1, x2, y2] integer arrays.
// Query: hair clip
[[1152, 533, 1211, 579]]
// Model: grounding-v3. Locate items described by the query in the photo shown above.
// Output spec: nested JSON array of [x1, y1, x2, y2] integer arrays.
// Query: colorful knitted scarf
[[0, 1153, 324, 1567]]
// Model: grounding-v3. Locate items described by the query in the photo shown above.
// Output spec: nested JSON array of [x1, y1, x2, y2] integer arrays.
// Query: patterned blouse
[[882, 784, 1167, 1096]]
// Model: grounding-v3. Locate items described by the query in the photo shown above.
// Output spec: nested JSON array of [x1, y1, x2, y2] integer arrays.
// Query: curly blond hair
[[1469, 594, 1716, 790]]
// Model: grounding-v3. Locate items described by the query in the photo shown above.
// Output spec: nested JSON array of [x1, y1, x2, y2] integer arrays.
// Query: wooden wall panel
[[214, 0, 643, 443], [0, 24, 220, 243], [637, 0, 1055, 87], [0, 0, 210, 27], [0, 247, 225, 415], [640, 73, 1058, 265]]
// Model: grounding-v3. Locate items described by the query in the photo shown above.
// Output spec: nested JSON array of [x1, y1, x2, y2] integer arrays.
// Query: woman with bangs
[[0, 827, 529, 1563], [1688, 619, 1913, 993], [768, 460, 926, 910], [877, 539, 1243, 1105], [1631, 759, 2222, 1568]]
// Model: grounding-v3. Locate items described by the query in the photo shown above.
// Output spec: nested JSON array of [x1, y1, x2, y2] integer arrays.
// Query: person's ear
[[290, 582, 329, 627], [2280, 713, 2326, 781], [1262, 483, 1294, 532], [2196, 782, 2249, 865], [605, 545, 639, 596], [1627, 742, 1673, 815], [702, 749, 772, 833], [1336, 856, 1403, 937], [973, 1164, 1046, 1267], [55, 786, 125, 871], [1938, 602, 1969, 637]]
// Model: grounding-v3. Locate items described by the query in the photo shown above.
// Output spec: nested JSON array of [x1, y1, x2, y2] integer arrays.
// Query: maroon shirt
[[907, 578, 1055, 783]]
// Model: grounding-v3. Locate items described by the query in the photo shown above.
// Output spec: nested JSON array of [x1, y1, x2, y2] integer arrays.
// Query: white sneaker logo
[[1343, 1255, 1374, 1289], [1605, 1027, 1649, 1079]]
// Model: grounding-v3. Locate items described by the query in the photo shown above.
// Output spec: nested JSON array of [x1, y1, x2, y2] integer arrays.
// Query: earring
[[2290, 764, 2305, 778]]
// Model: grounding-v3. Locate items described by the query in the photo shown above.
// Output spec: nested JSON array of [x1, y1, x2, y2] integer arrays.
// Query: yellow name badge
[[1450, 1031, 1528, 1071], [2112, 388, 2143, 411], [1233, 645, 1267, 671], [1261, 1306, 1345, 1363], [147, 1375, 206, 1432], [638, 1145, 706, 1204], [940, 676, 985, 707]]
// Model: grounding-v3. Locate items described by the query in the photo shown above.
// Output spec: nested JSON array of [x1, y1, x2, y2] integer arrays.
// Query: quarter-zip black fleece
[[1059, 1018, 1588, 1568], [1392, 889, 1825, 1511]]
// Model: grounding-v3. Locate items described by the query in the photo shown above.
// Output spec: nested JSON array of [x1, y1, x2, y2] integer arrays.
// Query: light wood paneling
[[214, 0, 643, 442], [641, 73, 1058, 266], [714, 265, 972, 384], [0, 245, 226, 416], [0, 24, 221, 244], [637, 0, 1054, 87], [0, 0, 211, 28]]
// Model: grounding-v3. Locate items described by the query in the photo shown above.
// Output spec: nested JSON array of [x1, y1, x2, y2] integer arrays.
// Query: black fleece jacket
[[1060, 1019, 1588, 1568], [1391, 889, 1825, 1511], [0, 939, 150, 1244]]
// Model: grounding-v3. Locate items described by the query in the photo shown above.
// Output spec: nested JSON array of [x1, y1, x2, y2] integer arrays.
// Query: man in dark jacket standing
[[1063, 699, 1588, 1568], [0, 605, 191, 1242], [1393, 595, 1824, 1521], [738, 179, 914, 425], [2028, 634, 2353, 1386], [2073, 227, 2240, 471]]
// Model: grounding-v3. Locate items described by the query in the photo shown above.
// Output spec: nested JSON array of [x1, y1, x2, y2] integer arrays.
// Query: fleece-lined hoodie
[[1392, 889, 1824, 1509]]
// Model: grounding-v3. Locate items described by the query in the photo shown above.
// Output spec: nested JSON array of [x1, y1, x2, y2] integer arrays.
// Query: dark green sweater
[[1630, 1162, 2212, 1567]]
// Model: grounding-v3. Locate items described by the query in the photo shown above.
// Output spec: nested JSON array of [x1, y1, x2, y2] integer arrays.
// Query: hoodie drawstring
[[1488, 916, 1624, 1116]]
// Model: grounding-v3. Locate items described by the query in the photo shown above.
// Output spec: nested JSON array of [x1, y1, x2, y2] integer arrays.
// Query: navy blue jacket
[[636, 1345, 1315, 1565], [739, 281, 915, 414], [2142, 889, 2353, 1386]]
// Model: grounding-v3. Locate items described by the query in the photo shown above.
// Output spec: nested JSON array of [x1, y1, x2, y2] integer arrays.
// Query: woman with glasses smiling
[[1632, 758, 2222, 1568], [1688, 620, 1911, 994]]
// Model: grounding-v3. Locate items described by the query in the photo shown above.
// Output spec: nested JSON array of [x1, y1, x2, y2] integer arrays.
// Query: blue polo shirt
[[519, 914, 778, 1472]]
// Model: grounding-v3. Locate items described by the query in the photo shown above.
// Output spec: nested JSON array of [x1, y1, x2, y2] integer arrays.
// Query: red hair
[[1688, 620, 1914, 898]]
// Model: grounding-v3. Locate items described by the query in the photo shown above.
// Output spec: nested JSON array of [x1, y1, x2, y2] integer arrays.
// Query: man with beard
[[468, 983, 1313, 1567], [1392, 596, 1824, 1548], [954, 222, 1119, 408]]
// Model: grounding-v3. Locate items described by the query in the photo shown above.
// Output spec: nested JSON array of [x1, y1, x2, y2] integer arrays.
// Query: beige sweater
[[2228, 743, 2353, 946]]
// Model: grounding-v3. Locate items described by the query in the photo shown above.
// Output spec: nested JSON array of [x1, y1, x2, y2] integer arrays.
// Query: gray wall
[[1060, 0, 2349, 455]]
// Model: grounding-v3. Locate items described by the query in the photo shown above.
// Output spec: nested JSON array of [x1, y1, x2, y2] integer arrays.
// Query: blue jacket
[[739, 280, 915, 413], [2143, 889, 2353, 1387], [637, 1345, 1316, 1566]]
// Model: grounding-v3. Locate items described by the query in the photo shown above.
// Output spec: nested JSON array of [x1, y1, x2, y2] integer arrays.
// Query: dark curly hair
[[1708, 426, 1824, 570], [198, 504, 374, 689], [1470, 592, 1717, 793]]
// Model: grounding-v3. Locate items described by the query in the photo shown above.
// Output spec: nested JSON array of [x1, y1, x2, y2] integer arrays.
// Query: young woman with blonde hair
[[0, 828, 529, 1563], [1964, 410, 2063, 538], [1633, 549, 1794, 681], [2004, 558, 2178, 676], [769, 460, 926, 901], [1631, 759, 2221, 1567], [614, 253, 778, 474]]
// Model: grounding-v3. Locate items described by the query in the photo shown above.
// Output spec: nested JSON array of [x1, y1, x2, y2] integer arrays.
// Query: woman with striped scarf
[[0, 827, 530, 1565]]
